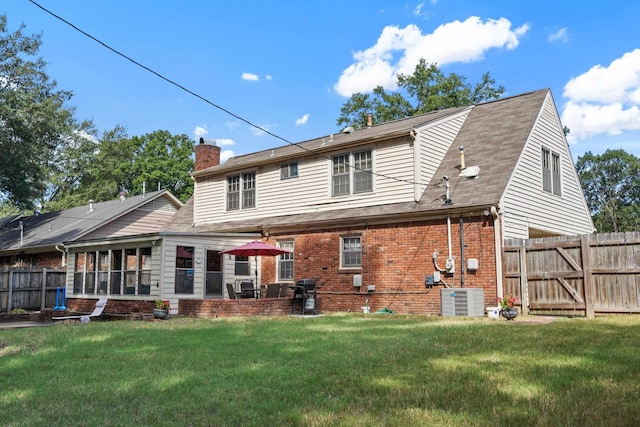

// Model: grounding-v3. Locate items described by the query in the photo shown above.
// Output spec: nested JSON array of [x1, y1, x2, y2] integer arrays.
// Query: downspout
[[410, 128, 420, 202], [55, 244, 67, 267], [459, 217, 465, 288], [491, 206, 504, 298]]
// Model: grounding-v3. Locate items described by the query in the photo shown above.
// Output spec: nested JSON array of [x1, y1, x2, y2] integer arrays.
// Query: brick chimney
[[195, 137, 221, 171]]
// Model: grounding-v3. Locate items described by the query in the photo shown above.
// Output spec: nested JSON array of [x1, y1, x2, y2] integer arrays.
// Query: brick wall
[[179, 298, 292, 317], [261, 215, 498, 315]]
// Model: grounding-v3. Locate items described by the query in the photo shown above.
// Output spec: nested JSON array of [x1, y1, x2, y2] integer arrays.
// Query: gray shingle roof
[[0, 190, 176, 251], [170, 89, 550, 233]]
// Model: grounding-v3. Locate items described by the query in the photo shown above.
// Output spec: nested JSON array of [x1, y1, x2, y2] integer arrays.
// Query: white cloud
[[548, 28, 568, 43], [194, 125, 208, 137], [241, 72, 259, 81], [265, 74, 273, 80], [214, 138, 235, 146], [562, 49, 640, 143], [295, 114, 310, 125], [220, 150, 234, 163], [225, 120, 239, 131], [413, 3, 424, 16], [250, 123, 273, 137], [334, 17, 529, 97]]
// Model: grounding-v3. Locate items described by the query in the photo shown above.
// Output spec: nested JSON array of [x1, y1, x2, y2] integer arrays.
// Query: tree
[[0, 15, 78, 210], [48, 128, 195, 208], [337, 59, 505, 129], [128, 130, 194, 202], [576, 149, 640, 232]]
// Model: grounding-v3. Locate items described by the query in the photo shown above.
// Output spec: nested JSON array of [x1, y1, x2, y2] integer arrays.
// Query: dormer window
[[332, 149, 372, 196]]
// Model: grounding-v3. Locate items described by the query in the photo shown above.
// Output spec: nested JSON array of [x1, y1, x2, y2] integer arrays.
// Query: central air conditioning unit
[[441, 288, 485, 317]]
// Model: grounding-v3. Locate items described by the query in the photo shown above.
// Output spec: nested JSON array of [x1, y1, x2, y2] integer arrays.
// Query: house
[[0, 190, 184, 313], [162, 89, 593, 315]]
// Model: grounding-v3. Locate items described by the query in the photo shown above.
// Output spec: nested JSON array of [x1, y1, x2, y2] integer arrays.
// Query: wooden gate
[[504, 232, 640, 317]]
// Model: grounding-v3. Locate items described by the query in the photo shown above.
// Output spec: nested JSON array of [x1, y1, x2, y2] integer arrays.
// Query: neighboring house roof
[[0, 190, 182, 253], [168, 89, 563, 234]]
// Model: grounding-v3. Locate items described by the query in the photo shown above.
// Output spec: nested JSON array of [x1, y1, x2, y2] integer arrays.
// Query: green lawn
[[1, 314, 639, 426]]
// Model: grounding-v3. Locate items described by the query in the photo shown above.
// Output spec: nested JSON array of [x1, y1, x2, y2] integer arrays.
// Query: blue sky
[[5, 0, 640, 162]]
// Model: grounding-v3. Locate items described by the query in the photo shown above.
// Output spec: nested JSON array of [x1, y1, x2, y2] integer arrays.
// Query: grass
[[1, 314, 639, 426]]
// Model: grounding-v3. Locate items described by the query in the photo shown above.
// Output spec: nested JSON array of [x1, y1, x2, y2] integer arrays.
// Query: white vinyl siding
[[501, 92, 593, 239], [194, 138, 417, 225]]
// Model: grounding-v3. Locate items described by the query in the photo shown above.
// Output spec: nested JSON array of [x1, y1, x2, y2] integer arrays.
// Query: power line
[[28, 0, 434, 188]]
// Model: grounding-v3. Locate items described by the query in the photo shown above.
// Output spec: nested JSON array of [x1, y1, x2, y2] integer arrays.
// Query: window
[[341, 236, 362, 268], [138, 247, 152, 295], [234, 256, 249, 276], [280, 162, 298, 179], [72, 247, 151, 296], [542, 147, 561, 196], [277, 240, 294, 281], [175, 246, 194, 294], [332, 150, 372, 196], [227, 175, 240, 210], [242, 172, 256, 208], [353, 150, 373, 193], [227, 172, 256, 210]]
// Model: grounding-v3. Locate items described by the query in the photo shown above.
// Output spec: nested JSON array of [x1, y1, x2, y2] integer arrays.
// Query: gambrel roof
[[0, 190, 182, 253]]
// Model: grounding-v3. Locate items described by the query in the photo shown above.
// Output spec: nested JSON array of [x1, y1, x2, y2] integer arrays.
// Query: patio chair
[[52, 298, 108, 324], [265, 283, 280, 298], [226, 283, 242, 300], [240, 281, 257, 298], [278, 283, 289, 298]]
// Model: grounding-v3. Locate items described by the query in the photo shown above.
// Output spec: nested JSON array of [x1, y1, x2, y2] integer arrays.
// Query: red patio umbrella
[[221, 241, 292, 286]]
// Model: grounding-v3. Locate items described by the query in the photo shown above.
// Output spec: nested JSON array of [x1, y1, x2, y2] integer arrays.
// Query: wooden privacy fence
[[0, 268, 66, 312], [504, 232, 640, 317]]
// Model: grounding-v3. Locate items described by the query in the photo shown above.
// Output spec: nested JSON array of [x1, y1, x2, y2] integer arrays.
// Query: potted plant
[[497, 294, 519, 320], [153, 300, 170, 319]]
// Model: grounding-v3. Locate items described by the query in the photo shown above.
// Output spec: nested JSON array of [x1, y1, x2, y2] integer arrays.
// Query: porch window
[[175, 246, 194, 294], [341, 236, 362, 268], [72, 247, 151, 296], [138, 247, 152, 295], [277, 240, 294, 281], [124, 248, 137, 295]]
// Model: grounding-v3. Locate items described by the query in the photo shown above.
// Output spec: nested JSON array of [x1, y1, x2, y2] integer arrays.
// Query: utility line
[[28, 0, 435, 188]]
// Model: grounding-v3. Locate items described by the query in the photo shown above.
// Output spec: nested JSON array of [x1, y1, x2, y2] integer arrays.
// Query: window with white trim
[[277, 240, 294, 281], [341, 236, 362, 268], [227, 172, 256, 210], [542, 147, 561, 196], [332, 150, 372, 196]]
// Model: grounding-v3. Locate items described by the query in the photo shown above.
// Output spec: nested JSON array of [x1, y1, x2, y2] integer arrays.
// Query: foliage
[[0, 15, 79, 210], [154, 299, 170, 310], [337, 59, 505, 129], [1, 315, 640, 425], [128, 130, 194, 202], [497, 294, 518, 310], [48, 128, 194, 209], [575, 149, 640, 232]]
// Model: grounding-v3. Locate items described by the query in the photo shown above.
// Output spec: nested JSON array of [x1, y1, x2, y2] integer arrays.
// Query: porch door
[[205, 250, 223, 298]]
